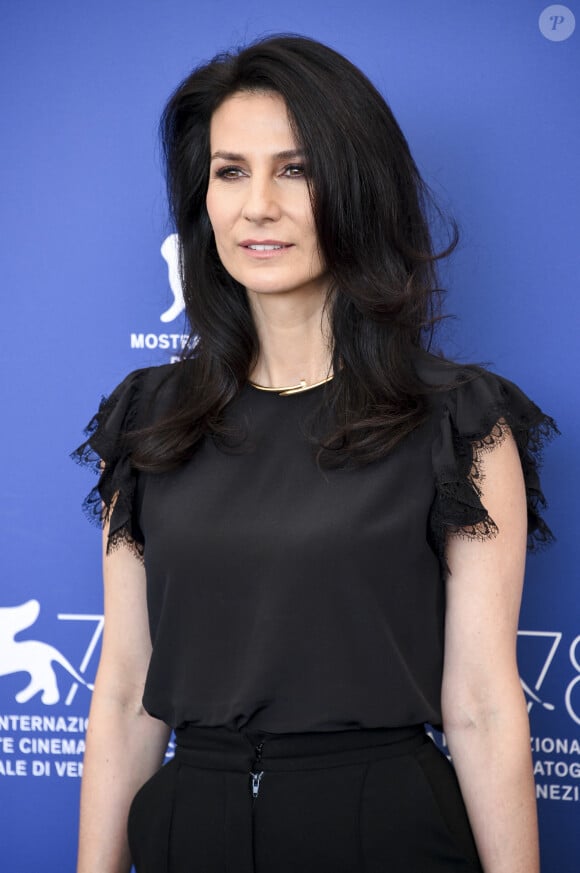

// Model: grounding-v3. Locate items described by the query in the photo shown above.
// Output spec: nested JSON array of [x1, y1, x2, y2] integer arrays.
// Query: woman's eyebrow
[[210, 149, 305, 161]]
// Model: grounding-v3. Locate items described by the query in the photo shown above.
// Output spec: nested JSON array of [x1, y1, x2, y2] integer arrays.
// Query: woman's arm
[[76, 525, 172, 873], [441, 427, 539, 873]]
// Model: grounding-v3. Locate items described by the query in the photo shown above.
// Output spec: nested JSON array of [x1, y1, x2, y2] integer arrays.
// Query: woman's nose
[[241, 176, 282, 223]]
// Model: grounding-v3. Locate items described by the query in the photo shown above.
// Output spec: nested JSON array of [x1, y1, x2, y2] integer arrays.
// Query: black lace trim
[[70, 375, 145, 562], [430, 398, 559, 573], [108, 526, 145, 562]]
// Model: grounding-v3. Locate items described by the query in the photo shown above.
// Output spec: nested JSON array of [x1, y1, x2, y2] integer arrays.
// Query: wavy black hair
[[132, 33, 458, 471]]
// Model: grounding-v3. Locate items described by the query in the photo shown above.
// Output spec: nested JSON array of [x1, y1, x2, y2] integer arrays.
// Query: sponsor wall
[[1, 2, 578, 871]]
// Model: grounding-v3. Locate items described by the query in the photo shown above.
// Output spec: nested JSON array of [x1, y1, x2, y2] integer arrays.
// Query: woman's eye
[[282, 164, 306, 177], [215, 166, 244, 179]]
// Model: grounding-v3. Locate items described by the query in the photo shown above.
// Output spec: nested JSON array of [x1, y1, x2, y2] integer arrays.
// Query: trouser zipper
[[250, 741, 265, 801]]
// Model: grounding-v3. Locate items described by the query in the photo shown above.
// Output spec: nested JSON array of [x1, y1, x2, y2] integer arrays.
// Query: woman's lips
[[239, 240, 294, 259]]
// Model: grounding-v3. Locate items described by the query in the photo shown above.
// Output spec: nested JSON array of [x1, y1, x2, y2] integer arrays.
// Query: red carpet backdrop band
[[1, 2, 578, 871]]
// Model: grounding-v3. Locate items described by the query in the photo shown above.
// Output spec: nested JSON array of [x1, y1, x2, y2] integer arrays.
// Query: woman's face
[[206, 91, 329, 302]]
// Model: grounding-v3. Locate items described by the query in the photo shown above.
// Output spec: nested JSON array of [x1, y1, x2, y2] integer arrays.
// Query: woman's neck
[[247, 288, 333, 387]]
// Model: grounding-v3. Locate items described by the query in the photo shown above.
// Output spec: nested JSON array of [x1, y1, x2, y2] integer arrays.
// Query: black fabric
[[173, 722, 425, 770], [127, 728, 483, 873], [72, 356, 557, 733]]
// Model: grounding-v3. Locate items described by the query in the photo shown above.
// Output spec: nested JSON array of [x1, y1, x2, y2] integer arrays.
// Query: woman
[[73, 35, 557, 873]]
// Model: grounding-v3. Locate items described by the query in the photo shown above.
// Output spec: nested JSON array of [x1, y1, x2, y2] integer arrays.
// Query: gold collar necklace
[[249, 374, 334, 396]]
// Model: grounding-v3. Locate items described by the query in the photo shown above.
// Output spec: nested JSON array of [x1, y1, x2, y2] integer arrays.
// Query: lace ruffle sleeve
[[71, 368, 147, 558], [429, 368, 559, 571]]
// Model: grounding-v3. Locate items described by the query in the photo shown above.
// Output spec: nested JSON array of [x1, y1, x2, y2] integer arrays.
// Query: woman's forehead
[[209, 91, 297, 153]]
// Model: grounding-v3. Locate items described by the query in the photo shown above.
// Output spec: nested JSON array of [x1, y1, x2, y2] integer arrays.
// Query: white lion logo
[[160, 233, 185, 323], [0, 600, 94, 705]]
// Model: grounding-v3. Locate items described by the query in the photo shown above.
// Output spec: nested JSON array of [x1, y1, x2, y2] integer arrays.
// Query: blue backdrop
[[1, 2, 578, 871]]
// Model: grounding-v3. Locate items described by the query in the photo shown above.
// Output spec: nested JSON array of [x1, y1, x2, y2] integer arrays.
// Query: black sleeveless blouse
[[72, 356, 557, 732]]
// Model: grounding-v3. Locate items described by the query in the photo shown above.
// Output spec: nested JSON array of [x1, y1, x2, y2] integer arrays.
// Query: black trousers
[[127, 724, 483, 873]]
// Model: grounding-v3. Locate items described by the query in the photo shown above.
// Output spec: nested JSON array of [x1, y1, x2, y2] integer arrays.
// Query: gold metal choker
[[249, 374, 334, 396]]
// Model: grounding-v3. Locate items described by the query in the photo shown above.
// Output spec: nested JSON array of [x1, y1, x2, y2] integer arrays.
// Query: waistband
[[174, 724, 426, 772]]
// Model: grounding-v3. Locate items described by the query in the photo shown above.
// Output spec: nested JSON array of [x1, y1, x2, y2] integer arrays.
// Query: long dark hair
[[132, 34, 458, 471]]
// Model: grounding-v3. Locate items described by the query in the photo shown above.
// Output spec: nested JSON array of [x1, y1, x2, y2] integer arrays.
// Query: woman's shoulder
[[71, 360, 195, 552], [413, 350, 557, 446], [106, 360, 185, 401], [414, 350, 559, 561], [413, 349, 501, 395], [98, 359, 196, 421], [413, 349, 476, 387], [72, 360, 196, 471]]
